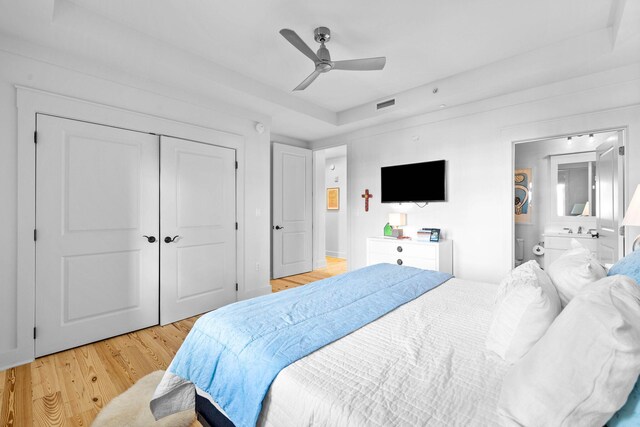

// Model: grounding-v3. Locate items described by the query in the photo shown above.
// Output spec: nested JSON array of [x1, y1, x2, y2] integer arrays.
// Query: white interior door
[[160, 136, 237, 325], [596, 131, 624, 264], [35, 115, 159, 357], [272, 143, 312, 279]]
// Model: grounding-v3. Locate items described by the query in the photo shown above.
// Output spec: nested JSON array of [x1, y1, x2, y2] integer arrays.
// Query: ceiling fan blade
[[294, 70, 321, 91], [332, 57, 386, 71], [280, 29, 320, 63]]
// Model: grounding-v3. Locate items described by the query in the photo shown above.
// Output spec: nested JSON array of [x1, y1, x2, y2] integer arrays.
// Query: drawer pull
[[397, 259, 403, 265], [397, 246, 403, 252]]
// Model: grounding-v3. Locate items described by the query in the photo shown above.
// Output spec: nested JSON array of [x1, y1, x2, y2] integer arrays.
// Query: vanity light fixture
[[589, 133, 595, 143], [567, 136, 573, 144]]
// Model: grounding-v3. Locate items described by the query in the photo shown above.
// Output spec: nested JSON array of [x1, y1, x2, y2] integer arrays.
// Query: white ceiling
[[61, 0, 613, 111], [0, 0, 638, 141]]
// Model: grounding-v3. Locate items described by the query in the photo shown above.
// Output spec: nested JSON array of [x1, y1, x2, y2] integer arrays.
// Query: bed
[[151, 257, 640, 427], [213, 278, 505, 427], [151, 264, 510, 427]]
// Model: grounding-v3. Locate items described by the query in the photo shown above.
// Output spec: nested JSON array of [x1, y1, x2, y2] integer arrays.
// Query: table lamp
[[388, 213, 406, 238], [623, 184, 640, 251]]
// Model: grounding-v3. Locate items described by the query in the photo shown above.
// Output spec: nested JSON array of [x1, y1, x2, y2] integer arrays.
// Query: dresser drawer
[[367, 253, 437, 271], [367, 239, 396, 255], [398, 256, 437, 270], [366, 237, 453, 274], [367, 253, 392, 265], [368, 240, 438, 259], [394, 243, 437, 259]]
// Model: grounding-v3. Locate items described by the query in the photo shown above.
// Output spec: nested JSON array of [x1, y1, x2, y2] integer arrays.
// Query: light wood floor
[[0, 257, 346, 426], [271, 256, 347, 292]]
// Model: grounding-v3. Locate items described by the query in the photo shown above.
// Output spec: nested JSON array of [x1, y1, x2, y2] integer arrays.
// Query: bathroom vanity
[[543, 232, 598, 270]]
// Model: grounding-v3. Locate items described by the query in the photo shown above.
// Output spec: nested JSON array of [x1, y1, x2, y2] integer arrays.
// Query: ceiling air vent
[[376, 99, 395, 110]]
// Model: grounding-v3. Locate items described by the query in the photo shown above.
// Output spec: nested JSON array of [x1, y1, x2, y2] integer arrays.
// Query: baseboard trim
[[326, 251, 346, 259], [313, 258, 327, 269]]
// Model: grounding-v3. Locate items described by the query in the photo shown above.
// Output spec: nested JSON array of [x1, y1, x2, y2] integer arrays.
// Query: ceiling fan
[[279, 26, 386, 91]]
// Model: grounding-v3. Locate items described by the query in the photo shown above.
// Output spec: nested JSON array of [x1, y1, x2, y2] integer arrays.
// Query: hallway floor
[[270, 257, 347, 293]]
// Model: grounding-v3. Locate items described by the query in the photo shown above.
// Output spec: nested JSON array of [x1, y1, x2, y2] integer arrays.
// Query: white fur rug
[[92, 370, 195, 427]]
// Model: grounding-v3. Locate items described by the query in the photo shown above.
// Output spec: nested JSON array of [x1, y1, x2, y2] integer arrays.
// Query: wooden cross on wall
[[361, 189, 373, 212]]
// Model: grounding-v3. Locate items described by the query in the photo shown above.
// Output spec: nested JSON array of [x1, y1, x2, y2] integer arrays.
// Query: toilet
[[515, 238, 524, 267]]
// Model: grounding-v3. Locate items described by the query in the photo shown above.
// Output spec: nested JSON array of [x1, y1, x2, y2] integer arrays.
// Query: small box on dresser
[[366, 237, 453, 274]]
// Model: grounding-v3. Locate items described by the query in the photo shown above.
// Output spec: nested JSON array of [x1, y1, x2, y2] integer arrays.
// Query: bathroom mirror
[[556, 161, 596, 216], [551, 153, 597, 219]]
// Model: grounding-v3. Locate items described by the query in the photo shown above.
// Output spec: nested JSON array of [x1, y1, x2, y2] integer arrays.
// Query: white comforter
[[228, 278, 507, 426]]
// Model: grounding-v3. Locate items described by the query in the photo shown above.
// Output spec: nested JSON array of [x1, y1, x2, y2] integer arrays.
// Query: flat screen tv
[[381, 160, 446, 203]]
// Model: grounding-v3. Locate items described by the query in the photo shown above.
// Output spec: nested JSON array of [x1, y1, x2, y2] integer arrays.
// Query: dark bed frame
[[195, 393, 236, 427]]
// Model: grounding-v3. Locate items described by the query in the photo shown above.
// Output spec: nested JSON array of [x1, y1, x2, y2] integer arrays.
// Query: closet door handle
[[274, 225, 284, 230], [143, 235, 156, 243], [164, 235, 180, 243]]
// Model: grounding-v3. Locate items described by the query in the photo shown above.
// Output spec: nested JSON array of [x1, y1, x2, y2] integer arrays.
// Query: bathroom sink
[[543, 232, 599, 269], [543, 232, 596, 239]]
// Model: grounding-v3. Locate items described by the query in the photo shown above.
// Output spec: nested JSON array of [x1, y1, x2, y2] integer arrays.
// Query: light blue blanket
[[168, 263, 452, 427]]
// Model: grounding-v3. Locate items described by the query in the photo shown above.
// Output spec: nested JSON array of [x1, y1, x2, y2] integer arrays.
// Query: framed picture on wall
[[327, 187, 339, 210], [514, 168, 532, 224]]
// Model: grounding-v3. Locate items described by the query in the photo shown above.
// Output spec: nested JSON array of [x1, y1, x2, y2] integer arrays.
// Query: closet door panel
[[160, 136, 237, 325], [35, 115, 159, 357]]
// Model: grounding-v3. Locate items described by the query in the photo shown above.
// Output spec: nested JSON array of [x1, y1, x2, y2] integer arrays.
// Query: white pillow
[[497, 275, 640, 427], [486, 260, 561, 363], [547, 239, 606, 307]]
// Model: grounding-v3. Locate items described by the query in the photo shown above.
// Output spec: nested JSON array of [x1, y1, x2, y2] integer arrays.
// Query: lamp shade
[[623, 185, 640, 226], [388, 212, 406, 227]]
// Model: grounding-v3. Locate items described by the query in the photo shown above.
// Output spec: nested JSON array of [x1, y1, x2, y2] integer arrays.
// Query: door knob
[[164, 235, 180, 243], [143, 235, 156, 243], [274, 225, 284, 230]]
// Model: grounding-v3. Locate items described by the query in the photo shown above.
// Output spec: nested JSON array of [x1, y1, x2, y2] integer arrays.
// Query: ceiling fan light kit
[[279, 26, 387, 91]]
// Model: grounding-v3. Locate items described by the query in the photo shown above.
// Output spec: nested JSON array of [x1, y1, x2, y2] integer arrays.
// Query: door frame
[[13, 86, 246, 369], [501, 105, 640, 272], [311, 145, 349, 270], [510, 131, 624, 268]]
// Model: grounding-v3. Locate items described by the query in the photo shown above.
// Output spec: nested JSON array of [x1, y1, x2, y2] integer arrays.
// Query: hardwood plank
[[33, 392, 65, 427], [0, 256, 345, 426], [1, 364, 33, 427]]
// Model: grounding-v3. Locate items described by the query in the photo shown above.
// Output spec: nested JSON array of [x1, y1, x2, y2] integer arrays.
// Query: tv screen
[[381, 160, 446, 203]]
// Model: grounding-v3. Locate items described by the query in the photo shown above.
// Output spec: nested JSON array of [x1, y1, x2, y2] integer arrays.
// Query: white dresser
[[366, 237, 453, 274]]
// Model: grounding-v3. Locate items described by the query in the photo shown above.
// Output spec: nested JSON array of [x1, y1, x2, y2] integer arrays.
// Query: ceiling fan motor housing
[[314, 27, 331, 43]]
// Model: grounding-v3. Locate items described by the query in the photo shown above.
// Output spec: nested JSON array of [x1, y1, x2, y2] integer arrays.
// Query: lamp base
[[634, 235, 640, 252], [391, 228, 404, 238]]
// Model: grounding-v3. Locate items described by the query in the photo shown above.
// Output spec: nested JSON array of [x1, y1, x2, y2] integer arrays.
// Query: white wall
[[0, 47, 272, 366], [311, 64, 640, 283], [325, 155, 347, 258]]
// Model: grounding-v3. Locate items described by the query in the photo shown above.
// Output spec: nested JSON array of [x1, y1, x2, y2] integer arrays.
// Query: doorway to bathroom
[[513, 130, 625, 269]]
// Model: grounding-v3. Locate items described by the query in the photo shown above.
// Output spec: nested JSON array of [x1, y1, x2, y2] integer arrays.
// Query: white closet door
[[271, 143, 313, 279], [160, 136, 237, 325], [35, 115, 159, 357]]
